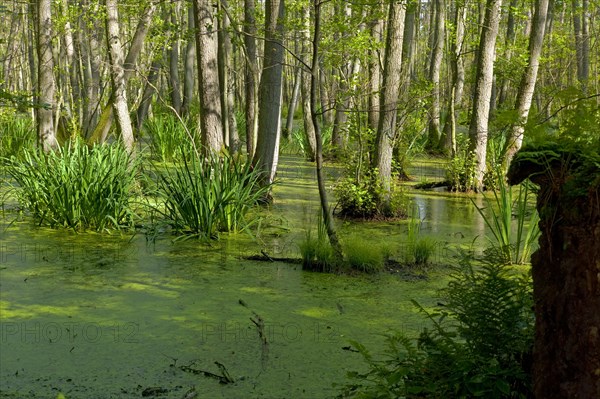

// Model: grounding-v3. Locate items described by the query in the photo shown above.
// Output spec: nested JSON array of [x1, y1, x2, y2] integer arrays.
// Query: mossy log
[[508, 144, 600, 399]]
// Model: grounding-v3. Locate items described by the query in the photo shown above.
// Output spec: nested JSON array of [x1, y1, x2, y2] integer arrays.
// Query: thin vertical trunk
[[310, 0, 342, 259], [284, 65, 301, 138], [244, 0, 258, 156], [426, 0, 445, 151], [468, 0, 503, 192], [252, 0, 285, 186], [504, 0, 550, 167], [136, 58, 162, 131], [181, 3, 196, 117], [441, 0, 466, 155], [105, 0, 135, 152], [36, 0, 58, 151], [194, 0, 224, 154], [572, 0, 590, 91], [402, 0, 418, 81], [367, 4, 385, 132], [168, 0, 182, 115], [374, 0, 406, 209], [497, 0, 518, 108], [301, 5, 317, 161]]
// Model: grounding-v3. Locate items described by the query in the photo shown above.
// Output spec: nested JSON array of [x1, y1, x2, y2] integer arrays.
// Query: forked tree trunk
[[503, 0, 550, 167]]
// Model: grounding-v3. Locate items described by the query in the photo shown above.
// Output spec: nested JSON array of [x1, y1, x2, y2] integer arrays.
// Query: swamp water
[[0, 156, 486, 398]]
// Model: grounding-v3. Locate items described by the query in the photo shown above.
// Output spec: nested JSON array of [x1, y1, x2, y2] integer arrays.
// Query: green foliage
[[343, 235, 385, 273], [155, 153, 270, 239], [0, 115, 35, 158], [4, 141, 139, 231], [341, 254, 534, 398], [472, 171, 540, 264], [334, 169, 408, 219], [143, 113, 198, 162]]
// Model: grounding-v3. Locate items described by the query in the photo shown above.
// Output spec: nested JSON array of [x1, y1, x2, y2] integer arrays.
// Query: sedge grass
[[4, 140, 139, 231], [155, 152, 271, 239]]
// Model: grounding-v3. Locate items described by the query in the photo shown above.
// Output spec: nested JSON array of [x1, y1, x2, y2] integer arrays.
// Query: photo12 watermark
[[0, 321, 139, 344]]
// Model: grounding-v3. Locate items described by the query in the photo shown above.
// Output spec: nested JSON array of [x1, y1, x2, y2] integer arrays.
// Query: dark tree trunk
[[508, 147, 600, 399]]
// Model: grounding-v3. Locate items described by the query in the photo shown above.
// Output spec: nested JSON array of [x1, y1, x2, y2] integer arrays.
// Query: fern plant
[[340, 252, 534, 398]]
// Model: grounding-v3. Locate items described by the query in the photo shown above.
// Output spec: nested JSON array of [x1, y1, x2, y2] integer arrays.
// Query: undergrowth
[[4, 140, 139, 231], [340, 251, 534, 398]]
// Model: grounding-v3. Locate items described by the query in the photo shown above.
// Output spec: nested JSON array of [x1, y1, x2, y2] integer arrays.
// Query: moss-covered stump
[[508, 144, 600, 399]]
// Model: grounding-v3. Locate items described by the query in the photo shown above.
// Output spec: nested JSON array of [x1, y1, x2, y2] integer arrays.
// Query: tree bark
[[252, 0, 285, 186], [301, 5, 317, 161], [367, 4, 384, 132], [373, 0, 406, 208], [168, 0, 182, 115], [468, 0, 502, 192], [426, 0, 445, 151], [193, 0, 224, 154], [508, 148, 600, 399], [181, 3, 196, 117], [105, 0, 135, 152], [310, 0, 343, 259], [441, 0, 466, 155], [244, 0, 259, 156], [284, 65, 301, 139], [36, 0, 58, 151]]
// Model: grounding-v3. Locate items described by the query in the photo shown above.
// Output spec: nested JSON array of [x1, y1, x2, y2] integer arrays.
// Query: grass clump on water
[[4, 140, 139, 231], [343, 235, 386, 273], [155, 152, 270, 239]]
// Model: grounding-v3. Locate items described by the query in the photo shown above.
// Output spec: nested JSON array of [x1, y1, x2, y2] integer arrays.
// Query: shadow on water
[[0, 156, 492, 398]]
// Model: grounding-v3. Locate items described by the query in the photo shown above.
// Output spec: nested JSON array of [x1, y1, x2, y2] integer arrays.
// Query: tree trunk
[[244, 0, 259, 156], [367, 5, 384, 132], [168, 0, 182, 115], [181, 3, 196, 118], [507, 148, 600, 399], [468, 0, 502, 192], [572, 0, 590, 92], [441, 0, 466, 155], [136, 58, 162, 131], [36, 0, 58, 151], [300, 5, 317, 161], [503, 0, 550, 167], [217, 3, 239, 153], [284, 65, 301, 139], [373, 0, 406, 209], [105, 0, 135, 152], [310, 0, 343, 259], [252, 0, 285, 186], [193, 0, 223, 154], [497, 0, 518, 108], [426, 0, 445, 151]]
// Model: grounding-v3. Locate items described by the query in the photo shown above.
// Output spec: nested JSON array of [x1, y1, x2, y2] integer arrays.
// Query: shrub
[[4, 141, 139, 231], [445, 134, 476, 192], [155, 153, 270, 239], [334, 170, 408, 219], [341, 253, 534, 398]]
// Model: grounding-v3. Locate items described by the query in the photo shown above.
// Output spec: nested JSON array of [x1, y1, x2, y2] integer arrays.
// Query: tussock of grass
[[343, 235, 385, 273], [155, 152, 270, 239], [4, 140, 139, 231]]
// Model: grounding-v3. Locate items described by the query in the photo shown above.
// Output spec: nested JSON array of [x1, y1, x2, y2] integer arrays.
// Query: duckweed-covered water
[[0, 156, 488, 398]]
